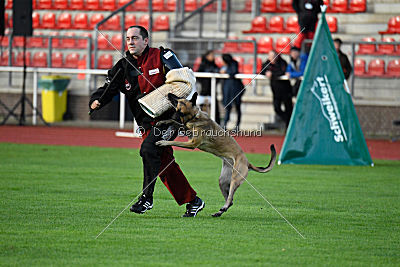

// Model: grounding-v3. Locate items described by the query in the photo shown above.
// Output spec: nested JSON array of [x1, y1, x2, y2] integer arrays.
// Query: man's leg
[[159, 146, 197, 205]]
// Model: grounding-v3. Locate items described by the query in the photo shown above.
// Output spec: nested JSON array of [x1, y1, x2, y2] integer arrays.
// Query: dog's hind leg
[[213, 156, 248, 217], [218, 158, 233, 201]]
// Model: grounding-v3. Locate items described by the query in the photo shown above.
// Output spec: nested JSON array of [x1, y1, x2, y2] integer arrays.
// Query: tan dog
[[156, 92, 276, 217]]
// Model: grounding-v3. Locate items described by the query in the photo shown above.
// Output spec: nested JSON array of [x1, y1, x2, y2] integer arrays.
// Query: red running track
[[1, 125, 399, 160]]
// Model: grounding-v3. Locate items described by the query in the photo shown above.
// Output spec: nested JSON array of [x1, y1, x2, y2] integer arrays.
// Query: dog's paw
[[155, 140, 169, 146]]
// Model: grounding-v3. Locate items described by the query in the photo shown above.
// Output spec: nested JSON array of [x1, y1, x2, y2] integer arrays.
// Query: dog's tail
[[248, 144, 276, 173]]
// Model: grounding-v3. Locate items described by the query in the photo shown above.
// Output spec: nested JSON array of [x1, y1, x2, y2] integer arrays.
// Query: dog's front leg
[[156, 138, 200, 150], [156, 119, 185, 128]]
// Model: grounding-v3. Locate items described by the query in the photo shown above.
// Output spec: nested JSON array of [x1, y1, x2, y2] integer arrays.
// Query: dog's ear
[[190, 92, 198, 106], [168, 93, 179, 107]]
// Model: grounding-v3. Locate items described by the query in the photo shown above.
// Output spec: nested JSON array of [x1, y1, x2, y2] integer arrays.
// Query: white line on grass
[[95, 158, 176, 239]]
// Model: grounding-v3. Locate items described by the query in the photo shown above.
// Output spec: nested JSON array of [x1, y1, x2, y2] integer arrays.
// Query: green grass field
[[1, 142, 399, 266]]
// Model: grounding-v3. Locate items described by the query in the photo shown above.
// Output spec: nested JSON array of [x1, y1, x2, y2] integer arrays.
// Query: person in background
[[89, 26, 205, 217], [292, 0, 324, 50], [286, 46, 309, 97], [220, 54, 244, 130], [334, 38, 353, 80], [261, 50, 293, 128], [197, 50, 220, 124]]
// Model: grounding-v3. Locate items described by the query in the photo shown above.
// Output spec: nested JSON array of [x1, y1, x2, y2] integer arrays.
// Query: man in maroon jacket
[[89, 26, 205, 217]]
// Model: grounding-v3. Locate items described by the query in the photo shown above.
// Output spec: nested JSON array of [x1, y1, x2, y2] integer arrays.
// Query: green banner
[[278, 11, 373, 166]]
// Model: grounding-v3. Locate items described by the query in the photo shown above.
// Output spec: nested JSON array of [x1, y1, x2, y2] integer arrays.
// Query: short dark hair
[[128, 25, 149, 39], [333, 38, 342, 45], [222, 53, 234, 64], [290, 46, 300, 52]]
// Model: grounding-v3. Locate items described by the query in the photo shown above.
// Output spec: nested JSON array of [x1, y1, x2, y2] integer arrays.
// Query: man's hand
[[285, 72, 291, 79], [266, 71, 272, 78], [91, 100, 101, 110]]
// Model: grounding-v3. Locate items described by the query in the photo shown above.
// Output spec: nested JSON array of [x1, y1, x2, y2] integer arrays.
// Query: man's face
[[126, 27, 148, 57], [334, 41, 340, 51], [290, 50, 299, 60]]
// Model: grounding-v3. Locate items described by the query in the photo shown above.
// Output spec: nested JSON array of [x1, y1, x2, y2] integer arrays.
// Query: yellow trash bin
[[39, 75, 70, 123]]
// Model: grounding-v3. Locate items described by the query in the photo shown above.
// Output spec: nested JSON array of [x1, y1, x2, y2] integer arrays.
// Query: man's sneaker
[[182, 196, 205, 217], [130, 195, 153, 214]]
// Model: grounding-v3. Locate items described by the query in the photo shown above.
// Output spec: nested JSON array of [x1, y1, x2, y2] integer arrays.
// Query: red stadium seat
[[331, 0, 348, 13], [102, 0, 116, 10], [53, 0, 69, 9], [275, 36, 291, 54], [28, 33, 44, 48], [58, 13, 72, 29], [125, 14, 136, 29], [1, 36, 9, 47], [237, 0, 251, 12], [377, 37, 396, 55], [379, 16, 400, 34], [117, 0, 135, 11], [0, 51, 14, 66], [15, 51, 31, 67], [243, 16, 268, 33], [5, 0, 12, 9], [366, 58, 385, 77], [153, 15, 170, 31], [77, 32, 92, 49], [386, 59, 400, 77], [32, 12, 41, 29], [192, 57, 201, 71], [111, 34, 123, 50], [326, 16, 337, 33], [12, 36, 24, 47], [349, 0, 366, 12], [37, 0, 52, 9], [104, 15, 121, 31], [49, 32, 61, 48], [353, 58, 366, 76], [74, 13, 89, 30], [323, 0, 330, 10], [200, 0, 226, 12], [86, 0, 102, 10], [32, 52, 47, 67], [98, 54, 113, 69], [260, 0, 277, 13], [285, 16, 299, 33], [153, 0, 165, 11], [269, 16, 284, 33], [240, 36, 256, 53], [138, 15, 150, 30], [51, 52, 64, 68], [257, 36, 274, 54], [97, 34, 110, 50], [134, 0, 149, 11], [4, 13, 9, 29], [356, 37, 376, 55], [278, 0, 295, 12], [90, 13, 105, 30], [185, 0, 198, 12], [243, 57, 262, 73], [222, 36, 239, 53], [65, 53, 80, 68], [63, 32, 77, 48], [166, 0, 176, 11], [70, 0, 85, 10], [42, 12, 56, 29]]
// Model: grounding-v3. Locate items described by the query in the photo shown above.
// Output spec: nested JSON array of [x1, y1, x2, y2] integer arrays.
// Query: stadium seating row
[[238, 0, 365, 13], [243, 15, 337, 34], [221, 36, 293, 54], [357, 37, 400, 55], [354, 58, 400, 77], [4, 12, 169, 31], [5, 0, 226, 12], [0, 50, 113, 69]]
